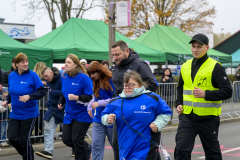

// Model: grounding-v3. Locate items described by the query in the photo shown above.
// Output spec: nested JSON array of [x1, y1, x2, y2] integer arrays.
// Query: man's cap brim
[[189, 39, 205, 45]]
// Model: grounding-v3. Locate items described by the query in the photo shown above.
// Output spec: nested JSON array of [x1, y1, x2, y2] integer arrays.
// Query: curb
[[1, 117, 240, 157], [161, 117, 240, 133]]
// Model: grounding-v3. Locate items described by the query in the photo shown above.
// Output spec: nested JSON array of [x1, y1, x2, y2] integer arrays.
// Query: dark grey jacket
[[2, 67, 15, 87], [112, 49, 157, 97]]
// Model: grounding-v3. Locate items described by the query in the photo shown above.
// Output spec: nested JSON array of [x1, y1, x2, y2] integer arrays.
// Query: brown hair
[[15, 53, 28, 68], [111, 40, 128, 52], [33, 62, 46, 79], [41, 66, 51, 76], [101, 60, 109, 67], [63, 54, 87, 77], [87, 61, 113, 98], [124, 71, 147, 88]]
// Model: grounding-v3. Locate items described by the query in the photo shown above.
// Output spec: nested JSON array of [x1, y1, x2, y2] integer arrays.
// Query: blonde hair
[[124, 71, 147, 88], [33, 62, 46, 79], [63, 54, 87, 77]]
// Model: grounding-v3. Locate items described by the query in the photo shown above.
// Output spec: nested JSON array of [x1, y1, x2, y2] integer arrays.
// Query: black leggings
[[62, 120, 90, 160]]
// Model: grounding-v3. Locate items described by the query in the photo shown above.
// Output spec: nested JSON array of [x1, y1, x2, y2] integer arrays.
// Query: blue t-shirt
[[8, 70, 44, 120], [61, 72, 94, 124], [93, 79, 115, 124], [102, 93, 172, 160]]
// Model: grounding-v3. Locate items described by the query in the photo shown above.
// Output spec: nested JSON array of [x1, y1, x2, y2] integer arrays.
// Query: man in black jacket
[[2, 58, 16, 87], [111, 40, 159, 160], [174, 34, 232, 160], [111, 41, 157, 96]]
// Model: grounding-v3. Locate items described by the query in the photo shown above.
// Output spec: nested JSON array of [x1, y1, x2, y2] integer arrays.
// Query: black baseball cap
[[189, 33, 209, 45]]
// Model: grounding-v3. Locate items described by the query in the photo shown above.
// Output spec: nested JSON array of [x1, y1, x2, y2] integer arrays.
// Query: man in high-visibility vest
[[174, 34, 232, 160]]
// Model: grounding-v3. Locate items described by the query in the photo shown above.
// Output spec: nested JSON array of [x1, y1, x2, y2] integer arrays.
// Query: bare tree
[[11, 0, 106, 30]]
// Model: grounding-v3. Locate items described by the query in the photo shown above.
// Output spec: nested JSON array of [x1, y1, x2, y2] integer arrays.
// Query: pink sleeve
[[98, 98, 112, 107], [87, 96, 95, 111]]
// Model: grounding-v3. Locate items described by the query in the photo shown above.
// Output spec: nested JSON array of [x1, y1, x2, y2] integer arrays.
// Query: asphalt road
[[1, 121, 240, 160]]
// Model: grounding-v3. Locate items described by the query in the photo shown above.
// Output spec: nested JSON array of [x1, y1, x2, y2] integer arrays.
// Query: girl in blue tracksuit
[[58, 54, 93, 160], [102, 71, 172, 160], [87, 61, 117, 160]]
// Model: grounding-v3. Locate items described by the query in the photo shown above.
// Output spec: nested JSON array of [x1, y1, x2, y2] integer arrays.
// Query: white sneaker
[[1, 142, 9, 147]]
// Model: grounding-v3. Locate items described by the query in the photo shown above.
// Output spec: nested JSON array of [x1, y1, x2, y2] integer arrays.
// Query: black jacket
[[2, 66, 15, 87], [176, 53, 232, 120], [112, 49, 157, 97], [160, 68, 175, 96]]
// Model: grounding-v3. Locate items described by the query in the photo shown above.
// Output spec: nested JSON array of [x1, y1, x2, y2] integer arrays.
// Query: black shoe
[[87, 144, 92, 160], [71, 148, 75, 157], [35, 151, 53, 159], [35, 137, 41, 143]]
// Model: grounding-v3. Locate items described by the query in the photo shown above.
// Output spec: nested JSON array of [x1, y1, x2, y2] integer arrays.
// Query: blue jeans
[[92, 122, 113, 160], [44, 116, 62, 154], [235, 84, 240, 101], [0, 121, 8, 143]]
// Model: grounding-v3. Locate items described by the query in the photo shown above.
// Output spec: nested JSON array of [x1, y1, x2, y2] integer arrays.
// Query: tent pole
[[108, 0, 116, 66], [165, 60, 168, 68]]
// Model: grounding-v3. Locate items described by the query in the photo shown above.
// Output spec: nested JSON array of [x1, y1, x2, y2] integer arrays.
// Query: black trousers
[[8, 117, 36, 160], [62, 120, 90, 160], [112, 123, 161, 160], [174, 115, 222, 160]]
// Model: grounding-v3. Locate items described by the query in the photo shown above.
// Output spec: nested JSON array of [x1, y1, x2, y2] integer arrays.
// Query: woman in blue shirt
[[2, 53, 46, 160], [102, 71, 172, 160], [58, 54, 93, 160], [87, 61, 117, 160]]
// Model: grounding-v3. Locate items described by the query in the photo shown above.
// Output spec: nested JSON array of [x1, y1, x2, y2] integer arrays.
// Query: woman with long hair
[[33, 62, 46, 143], [58, 54, 93, 160], [87, 61, 116, 160]]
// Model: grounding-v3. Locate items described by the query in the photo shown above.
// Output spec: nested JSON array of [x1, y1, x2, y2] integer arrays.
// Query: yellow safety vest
[[181, 57, 222, 116]]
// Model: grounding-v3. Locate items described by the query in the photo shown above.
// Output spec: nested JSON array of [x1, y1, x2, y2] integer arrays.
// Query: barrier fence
[[0, 82, 240, 142]]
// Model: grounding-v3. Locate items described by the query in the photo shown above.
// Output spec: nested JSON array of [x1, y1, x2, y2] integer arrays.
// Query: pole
[[108, 0, 116, 66], [165, 60, 168, 68]]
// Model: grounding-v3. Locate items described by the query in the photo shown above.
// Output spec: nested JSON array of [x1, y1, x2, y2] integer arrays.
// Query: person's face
[[103, 64, 109, 69], [43, 69, 54, 82], [191, 41, 209, 59], [90, 72, 100, 80], [164, 69, 170, 76], [81, 62, 87, 69], [123, 78, 141, 95], [16, 59, 28, 72], [65, 58, 77, 72], [3, 91, 8, 98], [111, 46, 129, 66], [238, 66, 240, 70], [12, 63, 16, 69]]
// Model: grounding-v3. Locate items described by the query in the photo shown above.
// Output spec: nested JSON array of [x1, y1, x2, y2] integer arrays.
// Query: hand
[[165, 76, 169, 80], [149, 123, 158, 133], [50, 89, 52, 92], [91, 102, 99, 110], [42, 81, 47, 86], [68, 94, 78, 101], [58, 104, 63, 110], [193, 87, 205, 98], [107, 114, 116, 124], [163, 78, 166, 82], [177, 105, 183, 115], [8, 103, 11, 109], [237, 74, 239, 76], [88, 110, 94, 118], [2, 101, 8, 108], [19, 95, 30, 103]]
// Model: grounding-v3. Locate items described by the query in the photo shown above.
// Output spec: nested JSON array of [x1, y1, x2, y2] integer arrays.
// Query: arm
[[176, 73, 184, 107], [98, 98, 112, 107], [101, 114, 115, 126], [205, 63, 232, 101], [59, 92, 66, 105], [152, 114, 171, 132], [2, 72, 8, 87], [29, 87, 46, 100], [50, 89, 61, 97], [87, 96, 95, 111], [138, 61, 157, 92]]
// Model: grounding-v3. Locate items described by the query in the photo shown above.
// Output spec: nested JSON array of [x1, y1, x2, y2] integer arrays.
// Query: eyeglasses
[[122, 83, 138, 89]]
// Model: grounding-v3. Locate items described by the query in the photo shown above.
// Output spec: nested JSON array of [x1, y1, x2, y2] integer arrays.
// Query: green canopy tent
[[28, 18, 165, 62], [0, 29, 53, 71], [222, 48, 240, 68], [134, 25, 232, 64]]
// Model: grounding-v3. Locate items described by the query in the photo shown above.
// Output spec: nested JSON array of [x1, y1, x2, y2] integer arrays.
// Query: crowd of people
[[0, 33, 233, 160]]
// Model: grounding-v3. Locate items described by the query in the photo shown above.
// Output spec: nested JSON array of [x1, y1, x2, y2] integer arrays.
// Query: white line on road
[[198, 147, 240, 159]]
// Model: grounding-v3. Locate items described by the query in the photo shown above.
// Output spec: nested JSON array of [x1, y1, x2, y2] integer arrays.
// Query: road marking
[[198, 147, 240, 159]]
